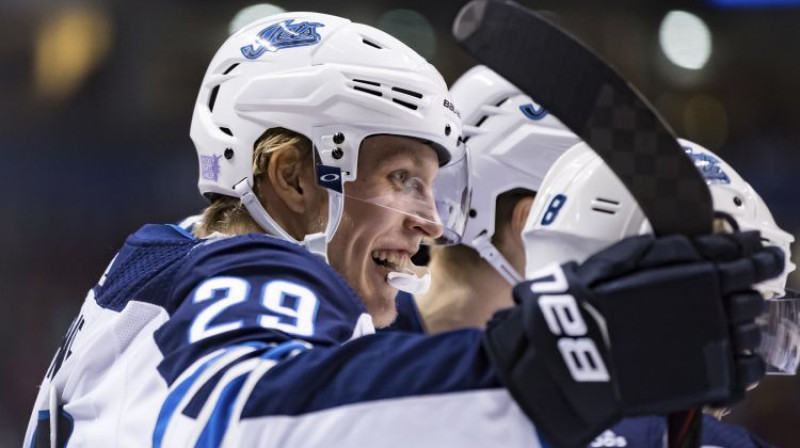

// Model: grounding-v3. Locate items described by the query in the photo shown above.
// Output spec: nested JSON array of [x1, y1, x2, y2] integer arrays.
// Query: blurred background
[[1, 0, 798, 445]]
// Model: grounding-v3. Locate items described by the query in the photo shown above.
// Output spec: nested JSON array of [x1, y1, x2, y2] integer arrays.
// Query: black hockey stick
[[453, 0, 712, 238], [452, 1, 711, 447]]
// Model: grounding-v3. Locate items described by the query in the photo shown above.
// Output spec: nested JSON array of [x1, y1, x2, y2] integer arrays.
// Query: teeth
[[371, 250, 407, 270]]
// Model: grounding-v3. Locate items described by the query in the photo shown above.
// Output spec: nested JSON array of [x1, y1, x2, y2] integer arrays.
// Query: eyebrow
[[373, 144, 432, 169]]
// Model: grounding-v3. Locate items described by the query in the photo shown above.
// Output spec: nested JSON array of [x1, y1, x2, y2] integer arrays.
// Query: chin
[[366, 293, 398, 329]]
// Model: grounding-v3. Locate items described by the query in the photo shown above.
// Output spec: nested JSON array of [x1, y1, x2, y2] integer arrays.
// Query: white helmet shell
[[192, 12, 462, 195], [524, 139, 796, 298], [189, 12, 464, 262], [450, 65, 579, 283]]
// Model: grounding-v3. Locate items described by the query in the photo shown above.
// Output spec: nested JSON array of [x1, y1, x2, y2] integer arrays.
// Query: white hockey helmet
[[523, 140, 798, 373], [449, 65, 580, 284], [190, 12, 467, 254], [523, 139, 795, 298]]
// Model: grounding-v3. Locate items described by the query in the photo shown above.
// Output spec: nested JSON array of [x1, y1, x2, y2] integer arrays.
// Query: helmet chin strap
[[472, 234, 523, 285], [234, 179, 343, 262]]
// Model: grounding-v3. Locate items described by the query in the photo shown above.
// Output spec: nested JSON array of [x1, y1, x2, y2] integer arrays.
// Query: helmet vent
[[222, 63, 240, 75], [474, 115, 488, 127], [362, 38, 383, 49], [354, 78, 381, 86], [350, 79, 423, 110], [591, 197, 620, 215], [352, 79, 382, 97], [591, 207, 616, 215], [392, 98, 418, 111], [219, 127, 233, 136], [392, 86, 423, 99], [495, 97, 509, 107], [354, 85, 382, 97], [208, 85, 220, 112]]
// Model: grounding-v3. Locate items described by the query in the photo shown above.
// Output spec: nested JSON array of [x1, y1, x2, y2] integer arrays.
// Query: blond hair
[[193, 127, 313, 238]]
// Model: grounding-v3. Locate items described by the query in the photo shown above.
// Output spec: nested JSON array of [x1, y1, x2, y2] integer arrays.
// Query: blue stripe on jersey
[[182, 341, 307, 419], [193, 341, 310, 448], [153, 350, 228, 448], [196, 374, 248, 448]]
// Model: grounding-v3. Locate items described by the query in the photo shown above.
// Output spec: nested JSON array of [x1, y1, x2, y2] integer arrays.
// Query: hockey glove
[[483, 231, 784, 448]]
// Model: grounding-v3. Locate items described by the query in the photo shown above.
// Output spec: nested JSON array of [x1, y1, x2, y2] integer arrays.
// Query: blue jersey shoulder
[[89, 223, 368, 385], [93, 224, 197, 312], [150, 227, 367, 384]]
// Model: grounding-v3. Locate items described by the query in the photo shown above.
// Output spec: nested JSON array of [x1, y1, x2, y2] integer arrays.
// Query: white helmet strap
[[235, 179, 298, 242], [233, 177, 345, 262], [471, 234, 523, 285]]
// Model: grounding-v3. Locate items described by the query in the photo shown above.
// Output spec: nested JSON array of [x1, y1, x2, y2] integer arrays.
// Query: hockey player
[[390, 65, 795, 447], [524, 140, 798, 373], [523, 141, 798, 447], [24, 14, 785, 448], [406, 64, 580, 333]]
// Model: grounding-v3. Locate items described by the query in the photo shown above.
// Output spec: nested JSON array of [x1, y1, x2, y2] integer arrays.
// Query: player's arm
[[160, 329, 546, 448], [152, 238, 536, 448]]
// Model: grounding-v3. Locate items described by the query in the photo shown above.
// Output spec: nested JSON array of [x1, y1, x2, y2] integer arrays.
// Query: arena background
[[2, 0, 798, 445]]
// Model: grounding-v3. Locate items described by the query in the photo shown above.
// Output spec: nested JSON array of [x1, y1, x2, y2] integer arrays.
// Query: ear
[[266, 145, 308, 214], [492, 194, 535, 277], [510, 195, 535, 243]]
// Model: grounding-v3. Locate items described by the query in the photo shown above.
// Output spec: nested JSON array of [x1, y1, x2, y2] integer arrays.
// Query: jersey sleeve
[[152, 236, 541, 448]]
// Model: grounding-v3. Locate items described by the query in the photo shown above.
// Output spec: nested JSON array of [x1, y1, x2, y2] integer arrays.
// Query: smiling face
[[327, 135, 444, 327]]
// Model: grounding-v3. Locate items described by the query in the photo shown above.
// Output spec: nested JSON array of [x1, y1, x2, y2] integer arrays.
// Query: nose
[[404, 199, 444, 239]]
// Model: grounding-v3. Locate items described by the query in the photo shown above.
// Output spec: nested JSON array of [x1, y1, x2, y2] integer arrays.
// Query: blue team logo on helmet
[[520, 101, 549, 121], [241, 19, 325, 60], [683, 146, 731, 185]]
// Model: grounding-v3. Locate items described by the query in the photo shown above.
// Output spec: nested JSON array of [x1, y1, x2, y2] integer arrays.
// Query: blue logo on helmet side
[[241, 19, 325, 60], [683, 146, 731, 185], [520, 102, 549, 121]]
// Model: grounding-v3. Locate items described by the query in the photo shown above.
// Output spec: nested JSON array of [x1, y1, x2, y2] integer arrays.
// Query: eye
[[389, 170, 409, 184]]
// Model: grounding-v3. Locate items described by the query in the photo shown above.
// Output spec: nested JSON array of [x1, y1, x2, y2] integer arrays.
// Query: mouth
[[370, 249, 411, 274]]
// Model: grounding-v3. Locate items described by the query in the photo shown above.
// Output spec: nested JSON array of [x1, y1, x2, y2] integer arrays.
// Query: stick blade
[[453, 0, 713, 237]]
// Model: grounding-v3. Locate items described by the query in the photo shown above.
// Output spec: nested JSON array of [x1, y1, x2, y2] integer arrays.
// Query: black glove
[[483, 231, 784, 448]]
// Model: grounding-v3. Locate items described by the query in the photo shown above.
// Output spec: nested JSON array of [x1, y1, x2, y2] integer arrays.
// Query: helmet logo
[[520, 101, 549, 121], [200, 154, 222, 181], [241, 19, 325, 60], [443, 99, 461, 118], [683, 146, 731, 185], [541, 194, 567, 226], [317, 164, 343, 193]]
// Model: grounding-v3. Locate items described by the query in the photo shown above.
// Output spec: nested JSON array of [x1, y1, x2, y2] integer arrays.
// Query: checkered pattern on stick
[[585, 83, 712, 236], [454, 0, 713, 237]]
